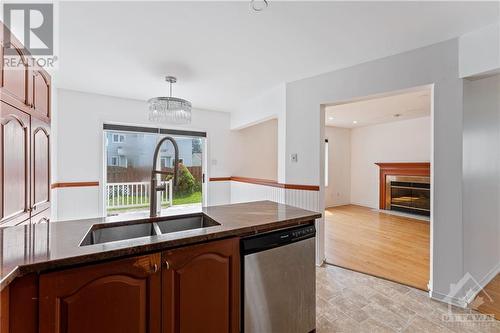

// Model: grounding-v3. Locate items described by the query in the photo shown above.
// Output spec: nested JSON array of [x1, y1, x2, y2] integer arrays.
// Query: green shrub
[[176, 164, 196, 195], [194, 180, 202, 192]]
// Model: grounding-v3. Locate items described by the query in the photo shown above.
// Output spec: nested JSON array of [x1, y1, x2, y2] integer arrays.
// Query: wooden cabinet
[[1, 22, 51, 119], [31, 117, 50, 213], [0, 101, 31, 226], [39, 253, 162, 333], [162, 238, 240, 333], [0, 38, 28, 107], [1, 285, 9, 333], [5, 238, 241, 333], [7, 274, 38, 333], [28, 67, 51, 119], [0, 22, 51, 228]]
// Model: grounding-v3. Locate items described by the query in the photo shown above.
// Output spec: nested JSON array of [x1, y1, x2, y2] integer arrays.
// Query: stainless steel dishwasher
[[241, 224, 316, 333]]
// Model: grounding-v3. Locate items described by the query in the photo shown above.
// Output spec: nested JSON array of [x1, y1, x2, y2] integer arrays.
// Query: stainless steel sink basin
[[156, 215, 220, 234], [80, 214, 221, 246], [80, 221, 159, 246]]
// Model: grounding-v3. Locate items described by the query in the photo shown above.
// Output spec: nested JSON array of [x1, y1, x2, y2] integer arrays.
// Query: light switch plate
[[290, 153, 298, 163]]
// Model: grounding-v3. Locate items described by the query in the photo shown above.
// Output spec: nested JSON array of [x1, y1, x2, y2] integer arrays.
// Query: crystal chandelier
[[147, 76, 192, 124]]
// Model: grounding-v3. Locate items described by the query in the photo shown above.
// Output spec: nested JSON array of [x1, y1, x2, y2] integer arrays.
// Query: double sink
[[80, 214, 220, 246]]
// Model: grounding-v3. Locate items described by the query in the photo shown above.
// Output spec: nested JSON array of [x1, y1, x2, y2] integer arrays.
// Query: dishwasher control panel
[[291, 225, 315, 239], [241, 223, 316, 255]]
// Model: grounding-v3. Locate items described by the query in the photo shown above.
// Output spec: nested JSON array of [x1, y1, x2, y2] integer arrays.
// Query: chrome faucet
[[150, 136, 179, 217]]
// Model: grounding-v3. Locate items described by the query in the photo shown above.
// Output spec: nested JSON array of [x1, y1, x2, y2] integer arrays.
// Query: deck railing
[[106, 180, 173, 209]]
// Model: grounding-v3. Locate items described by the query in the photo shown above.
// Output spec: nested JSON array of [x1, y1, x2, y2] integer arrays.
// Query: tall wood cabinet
[[0, 23, 51, 227]]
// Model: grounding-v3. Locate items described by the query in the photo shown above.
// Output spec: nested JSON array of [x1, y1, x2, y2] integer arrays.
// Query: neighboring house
[[105, 132, 197, 169]]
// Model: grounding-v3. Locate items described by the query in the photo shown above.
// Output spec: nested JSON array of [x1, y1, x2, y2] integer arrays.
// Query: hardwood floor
[[325, 204, 430, 290], [472, 274, 500, 320]]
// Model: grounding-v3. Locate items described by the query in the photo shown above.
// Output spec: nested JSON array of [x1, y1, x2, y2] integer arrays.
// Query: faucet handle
[[153, 170, 172, 176], [156, 182, 167, 192]]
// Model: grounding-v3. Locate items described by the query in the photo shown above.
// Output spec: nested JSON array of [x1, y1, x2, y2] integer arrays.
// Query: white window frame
[[111, 156, 119, 166]]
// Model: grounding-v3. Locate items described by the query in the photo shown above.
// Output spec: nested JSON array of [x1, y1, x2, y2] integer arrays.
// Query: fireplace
[[385, 175, 430, 216], [375, 162, 431, 217]]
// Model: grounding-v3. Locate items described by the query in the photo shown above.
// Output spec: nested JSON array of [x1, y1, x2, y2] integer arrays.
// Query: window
[[110, 156, 127, 167], [104, 125, 207, 216], [112, 134, 125, 143], [160, 156, 172, 168], [325, 139, 329, 187], [119, 156, 128, 168]]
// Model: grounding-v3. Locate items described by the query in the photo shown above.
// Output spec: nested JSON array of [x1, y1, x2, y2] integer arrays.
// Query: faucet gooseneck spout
[[150, 136, 179, 218]]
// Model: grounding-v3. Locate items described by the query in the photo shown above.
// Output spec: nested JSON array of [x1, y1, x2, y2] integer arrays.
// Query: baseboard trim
[[463, 262, 500, 305], [430, 290, 468, 308], [430, 262, 500, 309], [316, 257, 326, 267]]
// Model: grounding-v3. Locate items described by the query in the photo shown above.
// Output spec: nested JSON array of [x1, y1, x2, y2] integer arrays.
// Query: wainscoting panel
[[230, 181, 320, 212], [285, 189, 321, 212]]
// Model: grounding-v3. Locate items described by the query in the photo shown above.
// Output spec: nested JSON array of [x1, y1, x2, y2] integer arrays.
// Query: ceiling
[[56, 1, 499, 112], [325, 88, 431, 128]]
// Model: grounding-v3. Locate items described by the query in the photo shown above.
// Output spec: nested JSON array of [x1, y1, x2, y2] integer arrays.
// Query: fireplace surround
[[375, 162, 431, 216]]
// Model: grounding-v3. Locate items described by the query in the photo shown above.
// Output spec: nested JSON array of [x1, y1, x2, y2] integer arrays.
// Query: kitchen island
[[0, 200, 320, 333]]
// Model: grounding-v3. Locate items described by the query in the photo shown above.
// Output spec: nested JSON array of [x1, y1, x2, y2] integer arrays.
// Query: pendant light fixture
[[147, 76, 192, 124]]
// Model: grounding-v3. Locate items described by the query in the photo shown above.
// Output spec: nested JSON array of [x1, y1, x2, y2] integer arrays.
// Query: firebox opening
[[385, 175, 430, 216]]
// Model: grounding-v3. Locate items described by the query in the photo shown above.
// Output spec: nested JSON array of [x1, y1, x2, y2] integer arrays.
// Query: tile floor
[[316, 265, 500, 332]]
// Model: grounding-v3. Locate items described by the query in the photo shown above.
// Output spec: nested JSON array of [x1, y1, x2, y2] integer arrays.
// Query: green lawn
[[172, 191, 202, 205]]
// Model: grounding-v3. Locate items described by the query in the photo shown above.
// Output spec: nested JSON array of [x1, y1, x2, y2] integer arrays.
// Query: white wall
[[232, 119, 278, 180], [459, 23, 500, 78], [231, 84, 287, 182], [324, 127, 351, 207], [54, 89, 234, 221], [462, 74, 500, 296], [350, 117, 431, 208], [284, 39, 464, 302]]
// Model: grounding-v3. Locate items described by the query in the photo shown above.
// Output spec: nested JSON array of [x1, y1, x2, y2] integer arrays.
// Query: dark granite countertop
[[0, 201, 321, 291]]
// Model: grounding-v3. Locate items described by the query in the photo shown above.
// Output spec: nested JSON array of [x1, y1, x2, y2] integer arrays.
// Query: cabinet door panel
[[30, 68, 50, 118], [31, 118, 50, 212], [40, 254, 161, 333], [0, 101, 30, 225], [162, 238, 239, 333], [1, 39, 27, 105]]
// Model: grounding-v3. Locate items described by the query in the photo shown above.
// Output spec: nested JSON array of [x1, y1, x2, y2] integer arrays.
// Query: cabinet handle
[[164, 260, 170, 270], [151, 263, 159, 274]]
